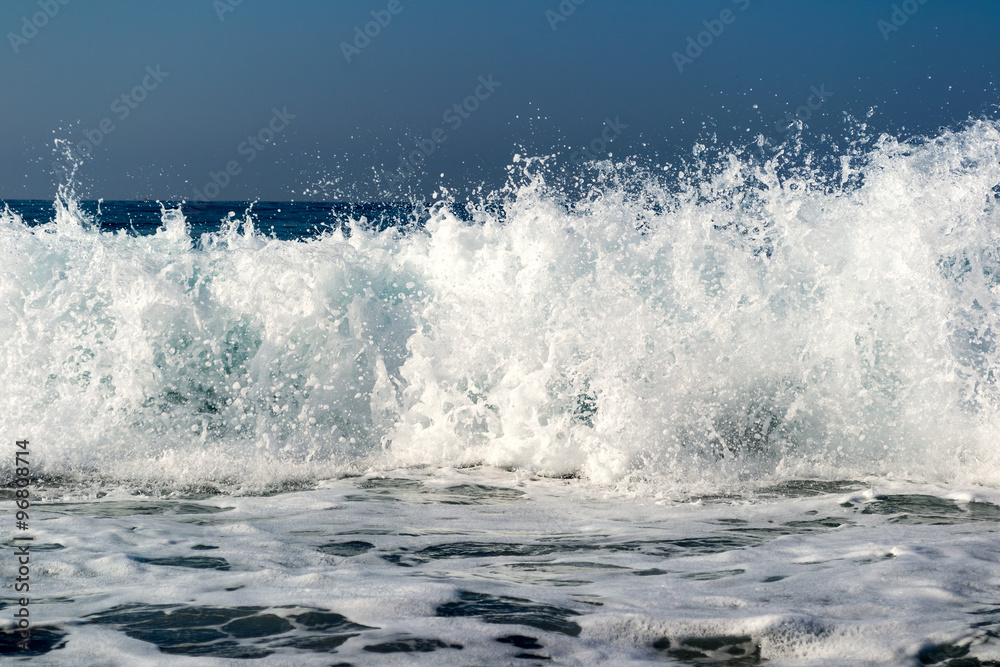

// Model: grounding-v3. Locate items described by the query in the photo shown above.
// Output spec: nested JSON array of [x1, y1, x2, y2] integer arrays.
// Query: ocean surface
[[4, 122, 1000, 664]]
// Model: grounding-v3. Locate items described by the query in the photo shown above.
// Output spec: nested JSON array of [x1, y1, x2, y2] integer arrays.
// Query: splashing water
[[3, 122, 1000, 494]]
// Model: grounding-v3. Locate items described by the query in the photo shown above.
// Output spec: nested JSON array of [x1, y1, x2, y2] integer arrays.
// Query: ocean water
[[3, 122, 1000, 664]]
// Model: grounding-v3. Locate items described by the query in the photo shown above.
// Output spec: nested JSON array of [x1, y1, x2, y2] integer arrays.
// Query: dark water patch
[[686, 493, 745, 504], [482, 560, 637, 587], [782, 517, 852, 529], [343, 494, 402, 503], [87, 604, 261, 627], [920, 643, 970, 664], [252, 480, 319, 497], [609, 534, 766, 557], [498, 634, 543, 649], [518, 577, 591, 587], [191, 544, 218, 550], [292, 611, 372, 633], [175, 517, 243, 527], [363, 637, 463, 653], [437, 591, 582, 637], [17, 596, 76, 606], [353, 478, 524, 505], [0, 626, 68, 656], [160, 641, 274, 658], [758, 479, 864, 498], [726, 517, 851, 539], [860, 495, 1000, 524], [335, 527, 399, 535], [655, 634, 763, 664], [855, 552, 897, 564], [681, 568, 745, 581], [125, 627, 228, 647], [383, 541, 566, 567], [505, 561, 630, 574], [1, 541, 64, 551], [317, 541, 374, 557], [516, 653, 552, 660], [271, 634, 358, 652], [725, 527, 798, 536], [570, 595, 604, 607], [433, 484, 525, 504], [385, 534, 764, 567], [502, 561, 609, 571], [358, 478, 424, 491], [762, 575, 788, 582], [36, 500, 233, 517], [86, 603, 375, 657], [919, 642, 975, 664], [969, 607, 1000, 616], [222, 614, 293, 638], [919, 632, 1000, 666], [132, 556, 230, 570]]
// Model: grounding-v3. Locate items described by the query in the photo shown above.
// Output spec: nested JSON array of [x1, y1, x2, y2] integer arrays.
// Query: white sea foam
[[3, 122, 1000, 493], [17, 471, 1000, 665]]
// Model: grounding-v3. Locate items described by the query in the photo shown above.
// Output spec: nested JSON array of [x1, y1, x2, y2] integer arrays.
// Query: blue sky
[[2, 0, 998, 201]]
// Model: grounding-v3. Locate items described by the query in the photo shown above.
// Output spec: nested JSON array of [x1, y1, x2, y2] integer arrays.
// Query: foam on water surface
[[4, 469, 1000, 665]]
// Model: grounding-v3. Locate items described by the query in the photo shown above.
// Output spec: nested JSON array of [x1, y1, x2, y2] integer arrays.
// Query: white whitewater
[[2, 122, 1000, 495]]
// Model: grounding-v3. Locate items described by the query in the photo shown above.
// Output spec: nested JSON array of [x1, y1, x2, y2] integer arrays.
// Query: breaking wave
[[4, 121, 1000, 494]]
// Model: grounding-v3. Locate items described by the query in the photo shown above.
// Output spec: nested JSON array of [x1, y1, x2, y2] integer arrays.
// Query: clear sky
[[2, 0, 998, 201]]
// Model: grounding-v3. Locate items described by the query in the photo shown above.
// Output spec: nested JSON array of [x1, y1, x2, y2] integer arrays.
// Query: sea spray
[[3, 121, 1000, 494]]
